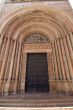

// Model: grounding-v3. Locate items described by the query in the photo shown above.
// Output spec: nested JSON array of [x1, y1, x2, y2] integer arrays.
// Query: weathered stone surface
[[0, 0, 73, 108]]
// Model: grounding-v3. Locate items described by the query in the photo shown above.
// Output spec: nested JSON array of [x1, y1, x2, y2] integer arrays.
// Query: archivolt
[[0, 5, 73, 43]]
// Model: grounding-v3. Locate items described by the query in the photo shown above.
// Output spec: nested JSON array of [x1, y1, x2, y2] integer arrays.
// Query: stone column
[[20, 52, 27, 93], [57, 39, 68, 93], [13, 43, 21, 94], [1, 39, 13, 95], [63, 37, 73, 79], [0, 35, 4, 54], [4, 40, 17, 96], [66, 35, 73, 93], [60, 38, 70, 93], [63, 37, 73, 94], [47, 52, 56, 93], [54, 41, 63, 93], [0, 37, 7, 72], [70, 33, 73, 49], [0, 37, 7, 59], [0, 38, 10, 95], [52, 43, 59, 93], [66, 35, 73, 67]]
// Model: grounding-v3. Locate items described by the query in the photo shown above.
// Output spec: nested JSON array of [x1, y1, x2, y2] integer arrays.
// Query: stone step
[[0, 101, 73, 107], [0, 93, 73, 107]]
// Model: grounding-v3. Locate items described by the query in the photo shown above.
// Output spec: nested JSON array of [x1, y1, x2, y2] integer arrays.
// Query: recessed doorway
[[25, 53, 50, 93]]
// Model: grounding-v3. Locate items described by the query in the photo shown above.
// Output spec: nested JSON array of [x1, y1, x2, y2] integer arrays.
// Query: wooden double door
[[25, 53, 50, 93]]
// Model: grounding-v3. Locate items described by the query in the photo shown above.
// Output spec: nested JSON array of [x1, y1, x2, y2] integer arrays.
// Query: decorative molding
[[6, 0, 68, 3]]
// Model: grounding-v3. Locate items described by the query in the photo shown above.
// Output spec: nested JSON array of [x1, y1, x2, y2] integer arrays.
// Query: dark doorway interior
[[25, 53, 50, 93]]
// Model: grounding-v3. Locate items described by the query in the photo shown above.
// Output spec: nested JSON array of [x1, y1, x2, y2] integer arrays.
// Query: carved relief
[[24, 32, 50, 44]]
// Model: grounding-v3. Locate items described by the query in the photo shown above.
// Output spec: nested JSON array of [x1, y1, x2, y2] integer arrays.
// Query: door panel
[[25, 53, 50, 92]]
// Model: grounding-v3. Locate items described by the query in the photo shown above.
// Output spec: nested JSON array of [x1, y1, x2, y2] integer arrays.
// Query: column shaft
[[57, 39, 69, 93], [0, 37, 7, 59], [0, 37, 7, 72], [60, 39, 71, 80], [54, 41, 63, 92], [0, 38, 10, 80], [63, 36, 73, 93], [57, 40, 66, 79], [1, 40, 13, 94], [20, 52, 27, 92], [63, 37, 73, 79], [70, 33, 73, 49], [13, 43, 21, 94], [11, 42, 19, 92], [47, 51, 57, 93], [60, 39, 70, 93], [52, 43, 59, 92], [0, 35, 4, 54], [0, 38, 10, 95], [66, 35, 73, 66], [4, 40, 16, 96]]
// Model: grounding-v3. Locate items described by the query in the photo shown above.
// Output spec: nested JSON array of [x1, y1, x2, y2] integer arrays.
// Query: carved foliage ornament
[[24, 32, 50, 44]]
